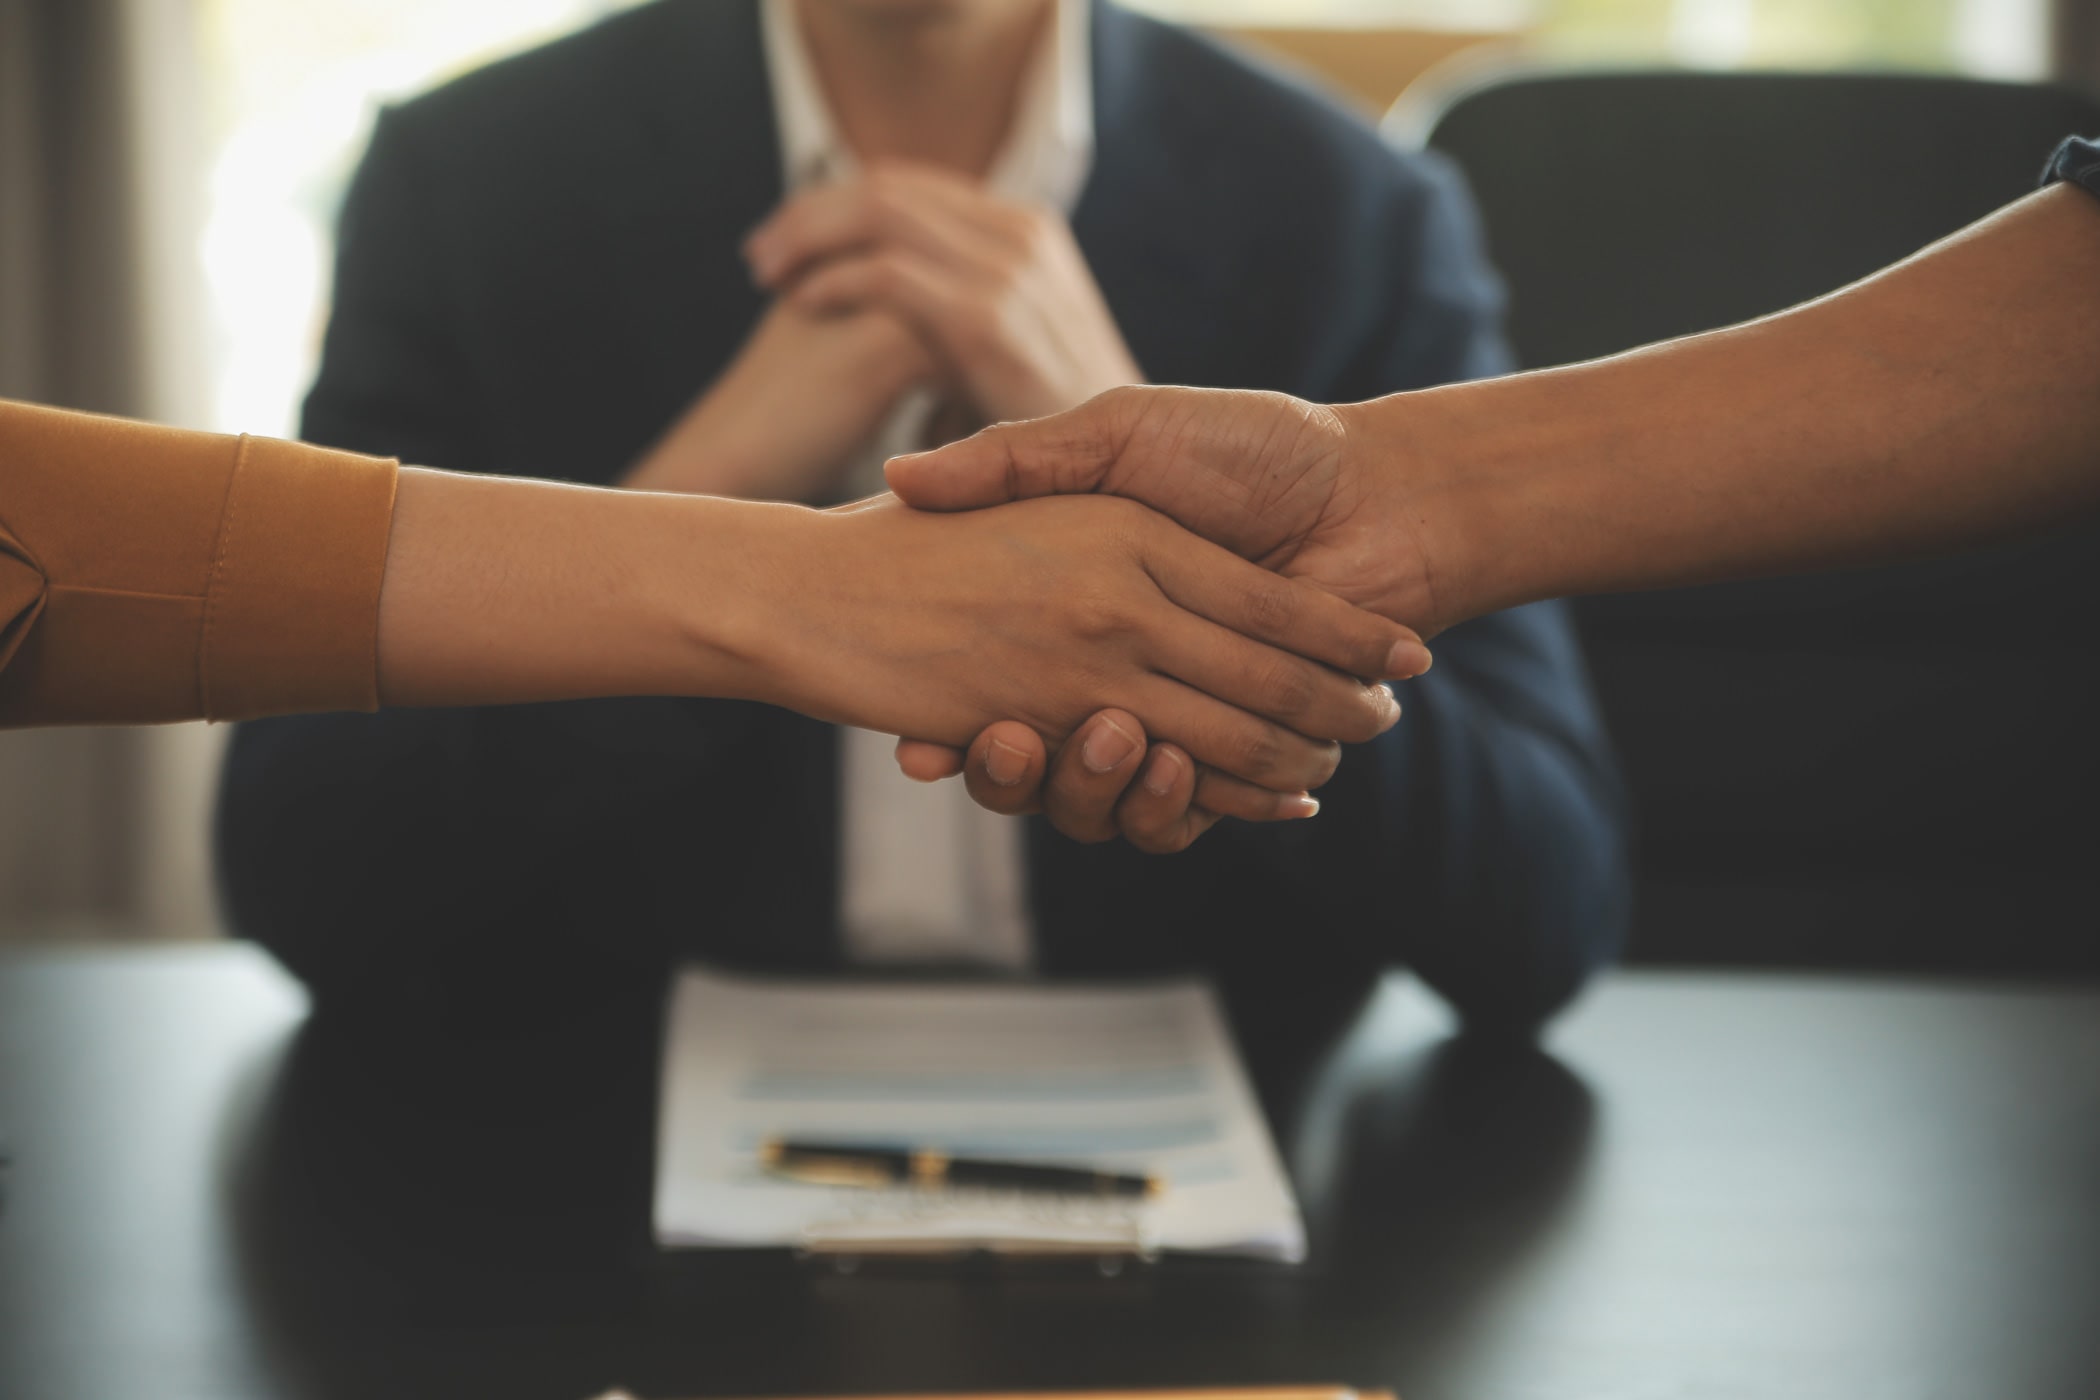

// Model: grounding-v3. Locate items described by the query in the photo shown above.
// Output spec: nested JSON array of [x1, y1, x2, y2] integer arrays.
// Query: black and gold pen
[[759, 1137, 1162, 1198]]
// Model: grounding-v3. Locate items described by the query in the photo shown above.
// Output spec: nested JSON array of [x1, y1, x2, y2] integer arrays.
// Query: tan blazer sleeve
[[0, 398, 399, 727]]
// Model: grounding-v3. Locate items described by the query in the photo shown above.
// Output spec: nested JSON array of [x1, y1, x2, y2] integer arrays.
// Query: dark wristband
[[2041, 134, 2100, 202]]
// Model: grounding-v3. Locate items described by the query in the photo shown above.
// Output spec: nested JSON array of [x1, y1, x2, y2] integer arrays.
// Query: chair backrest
[[1409, 72, 2100, 975], [1214, 25, 1515, 117]]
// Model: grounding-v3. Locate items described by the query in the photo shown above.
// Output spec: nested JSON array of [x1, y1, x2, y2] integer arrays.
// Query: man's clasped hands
[[623, 164, 1447, 854]]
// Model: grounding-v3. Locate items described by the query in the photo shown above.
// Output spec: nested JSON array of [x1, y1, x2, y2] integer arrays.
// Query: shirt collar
[[759, 0, 1094, 214]]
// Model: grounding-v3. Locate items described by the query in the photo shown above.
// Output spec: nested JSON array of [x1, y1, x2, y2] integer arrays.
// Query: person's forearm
[[376, 469, 792, 708], [1370, 185, 2100, 623], [376, 470, 1410, 796]]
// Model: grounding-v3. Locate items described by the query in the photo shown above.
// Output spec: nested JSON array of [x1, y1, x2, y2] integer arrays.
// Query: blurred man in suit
[[216, 0, 1628, 1036]]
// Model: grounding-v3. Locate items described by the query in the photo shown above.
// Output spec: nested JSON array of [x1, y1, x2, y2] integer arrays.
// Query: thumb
[[885, 389, 1136, 510]]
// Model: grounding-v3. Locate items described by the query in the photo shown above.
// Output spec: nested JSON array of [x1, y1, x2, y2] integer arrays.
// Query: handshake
[[832, 384, 1446, 855], [380, 175, 2100, 855], [355, 160, 1501, 853], [607, 167, 1455, 857]]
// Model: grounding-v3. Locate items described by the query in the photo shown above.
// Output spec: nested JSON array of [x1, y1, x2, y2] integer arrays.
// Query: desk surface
[[2, 945, 2097, 1400]]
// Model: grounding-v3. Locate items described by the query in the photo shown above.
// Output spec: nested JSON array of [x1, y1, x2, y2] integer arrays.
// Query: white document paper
[[652, 968, 1306, 1261]]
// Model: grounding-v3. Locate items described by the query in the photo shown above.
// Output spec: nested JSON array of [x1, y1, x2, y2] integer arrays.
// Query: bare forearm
[[375, 469, 788, 707], [372, 469, 1409, 802], [1375, 185, 2100, 622]]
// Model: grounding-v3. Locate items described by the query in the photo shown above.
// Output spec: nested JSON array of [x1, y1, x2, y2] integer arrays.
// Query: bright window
[[197, 0, 642, 437]]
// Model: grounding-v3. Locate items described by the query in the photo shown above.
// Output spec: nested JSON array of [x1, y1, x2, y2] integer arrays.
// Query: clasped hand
[[883, 385, 1447, 851], [746, 162, 1143, 425], [752, 492, 1424, 802], [629, 165, 1419, 837]]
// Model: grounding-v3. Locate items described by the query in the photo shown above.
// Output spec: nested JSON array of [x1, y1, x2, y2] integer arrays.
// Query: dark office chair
[[1403, 72, 2100, 975]]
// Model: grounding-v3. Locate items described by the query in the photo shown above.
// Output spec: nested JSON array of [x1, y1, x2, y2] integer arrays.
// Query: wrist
[[624, 493, 822, 706], [1331, 391, 1493, 634], [1342, 375, 1603, 630]]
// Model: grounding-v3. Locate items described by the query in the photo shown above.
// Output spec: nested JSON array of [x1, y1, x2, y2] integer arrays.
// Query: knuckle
[[987, 266, 1024, 307], [1096, 504, 1158, 563], [994, 206, 1038, 246], [1354, 624, 1403, 677], [957, 305, 1003, 353], [1094, 493, 1153, 541], [1344, 708, 1386, 747], [1242, 580, 1299, 638], [1334, 682, 1390, 744], [1228, 726, 1288, 784], [1017, 208, 1060, 255], [1065, 588, 1139, 644], [1326, 610, 1398, 677], [1306, 740, 1343, 789], [1256, 656, 1319, 722]]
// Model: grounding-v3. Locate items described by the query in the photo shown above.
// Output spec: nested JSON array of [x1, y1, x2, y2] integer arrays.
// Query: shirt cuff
[[2041, 135, 2100, 202], [202, 434, 399, 721]]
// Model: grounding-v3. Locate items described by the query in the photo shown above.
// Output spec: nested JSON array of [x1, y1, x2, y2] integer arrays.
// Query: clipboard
[[653, 971, 1306, 1261]]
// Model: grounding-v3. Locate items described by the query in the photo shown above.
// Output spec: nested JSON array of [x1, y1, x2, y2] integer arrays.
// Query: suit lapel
[[608, 1, 784, 432], [1070, 1, 1233, 389]]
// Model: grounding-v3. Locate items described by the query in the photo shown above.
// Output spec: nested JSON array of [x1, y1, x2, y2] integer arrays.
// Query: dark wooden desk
[[3, 945, 2097, 1400]]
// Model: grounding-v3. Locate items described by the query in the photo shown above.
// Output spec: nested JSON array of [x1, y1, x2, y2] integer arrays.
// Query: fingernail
[[985, 738, 1030, 787], [1081, 716, 1141, 774], [1386, 639, 1433, 680], [1142, 748, 1183, 797], [1376, 683, 1403, 730], [1280, 794, 1320, 820]]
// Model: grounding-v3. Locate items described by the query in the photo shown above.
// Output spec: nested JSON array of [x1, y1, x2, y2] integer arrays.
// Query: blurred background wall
[[1, 0, 212, 940], [0, 0, 2089, 945]]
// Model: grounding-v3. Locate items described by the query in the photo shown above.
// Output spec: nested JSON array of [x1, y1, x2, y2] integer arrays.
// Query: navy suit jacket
[[216, 0, 1630, 1033]]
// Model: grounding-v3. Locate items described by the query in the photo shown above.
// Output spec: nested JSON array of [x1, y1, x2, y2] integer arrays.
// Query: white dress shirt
[[757, 0, 1095, 970]]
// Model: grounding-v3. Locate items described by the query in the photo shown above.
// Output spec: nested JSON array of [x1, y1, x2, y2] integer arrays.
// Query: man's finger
[[1040, 710, 1150, 844], [1126, 672, 1343, 793], [895, 738, 967, 782], [958, 721, 1050, 816], [747, 167, 1002, 289], [786, 247, 1022, 398], [746, 184, 883, 286], [858, 161, 1035, 242], [1112, 745, 1223, 855], [885, 388, 1145, 509], [1143, 520, 1431, 682], [1188, 767, 1320, 824], [788, 248, 971, 354], [1155, 621, 1402, 745]]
